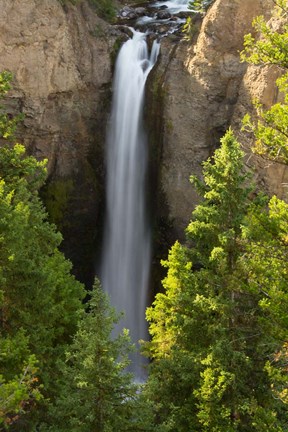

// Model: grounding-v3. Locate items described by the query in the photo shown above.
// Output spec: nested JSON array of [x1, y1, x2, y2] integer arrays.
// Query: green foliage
[[42, 179, 74, 228], [58, 0, 116, 22], [40, 280, 140, 432], [0, 72, 85, 429], [0, 143, 85, 386], [240, 1, 288, 164], [0, 291, 43, 428], [0, 72, 12, 95], [241, 5, 288, 69], [144, 129, 288, 431], [0, 72, 23, 142], [110, 37, 124, 66], [89, 0, 116, 23], [0, 355, 42, 430], [188, 0, 215, 13], [242, 101, 288, 163], [182, 16, 197, 41], [0, 73, 44, 428]]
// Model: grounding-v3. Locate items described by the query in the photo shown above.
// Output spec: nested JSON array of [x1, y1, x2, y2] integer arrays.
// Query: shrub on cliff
[[241, 0, 288, 164], [59, 0, 116, 22], [189, 0, 215, 13]]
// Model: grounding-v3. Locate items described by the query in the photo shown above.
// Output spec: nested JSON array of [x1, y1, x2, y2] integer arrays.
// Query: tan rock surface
[[0, 0, 112, 177], [158, 0, 282, 238], [0, 0, 116, 284], [231, 64, 288, 202]]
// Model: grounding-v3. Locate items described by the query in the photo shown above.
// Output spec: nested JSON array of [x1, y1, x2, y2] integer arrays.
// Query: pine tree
[[0, 143, 85, 400], [0, 73, 85, 429], [144, 129, 288, 431], [0, 305, 42, 429], [41, 280, 140, 432], [239, 196, 288, 430]]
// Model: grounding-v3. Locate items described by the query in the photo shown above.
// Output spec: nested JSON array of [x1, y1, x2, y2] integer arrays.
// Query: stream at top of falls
[[153, 0, 191, 13], [101, 29, 160, 381]]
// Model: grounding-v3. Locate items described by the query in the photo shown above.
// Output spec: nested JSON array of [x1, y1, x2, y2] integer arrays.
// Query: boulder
[[135, 7, 147, 16], [157, 9, 172, 19], [119, 6, 137, 19]]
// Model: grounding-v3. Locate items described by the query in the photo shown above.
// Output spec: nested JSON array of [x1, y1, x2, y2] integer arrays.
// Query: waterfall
[[101, 30, 160, 380]]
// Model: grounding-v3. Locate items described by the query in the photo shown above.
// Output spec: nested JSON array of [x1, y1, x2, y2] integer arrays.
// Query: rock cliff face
[[1, 0, 286, 286], [153, 0, 287, 240], [0, 0, 115, 285], [231, 59, 288, 202]]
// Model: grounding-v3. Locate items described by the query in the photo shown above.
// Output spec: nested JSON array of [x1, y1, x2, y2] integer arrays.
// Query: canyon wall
[[1, 0, 286, 285], [0, 0, 117, 284], [153, 0, 288, 240]]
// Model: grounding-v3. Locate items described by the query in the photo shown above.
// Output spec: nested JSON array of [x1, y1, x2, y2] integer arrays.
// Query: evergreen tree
[[144, 129, 288, 431], [0, 302, 42, 429], [0, 73, 85, 429], [0, 143, 85, 401], [41, 280, 140, 432], [239, 196, 288, 429]]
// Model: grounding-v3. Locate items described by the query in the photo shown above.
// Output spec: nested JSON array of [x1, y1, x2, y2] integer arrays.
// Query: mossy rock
[[110, 35, 128, 68], [42, 179, 74, 229]]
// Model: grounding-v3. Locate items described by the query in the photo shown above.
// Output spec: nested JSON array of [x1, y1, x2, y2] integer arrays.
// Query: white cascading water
[[153, 0, 190, 13], [101, 30, 160, 380]]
